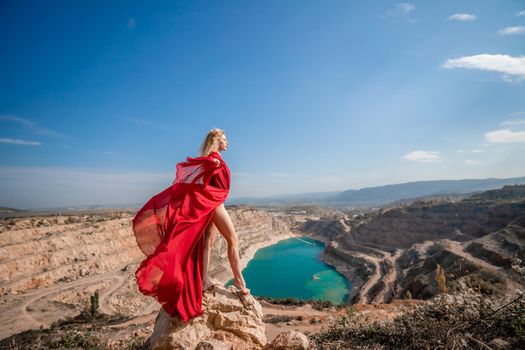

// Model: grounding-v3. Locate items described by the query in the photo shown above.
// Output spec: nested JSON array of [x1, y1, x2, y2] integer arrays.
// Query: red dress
[[132, 151, 230, 322]]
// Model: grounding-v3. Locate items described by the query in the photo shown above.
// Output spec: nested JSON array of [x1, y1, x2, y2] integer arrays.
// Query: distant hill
[[0, 207, 24, 213], [328, 176, 525, 205], [229, 176, 525, 207]]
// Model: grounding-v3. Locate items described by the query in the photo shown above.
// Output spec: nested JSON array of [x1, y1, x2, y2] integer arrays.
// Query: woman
[[132, 128, 250, 323]]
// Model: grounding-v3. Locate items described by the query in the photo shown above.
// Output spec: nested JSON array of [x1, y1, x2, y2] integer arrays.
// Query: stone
[[264, 330, 310, 350], [488, 338, 510, 349], [195, 339, 232, 350], [309, 316, 322, 325]]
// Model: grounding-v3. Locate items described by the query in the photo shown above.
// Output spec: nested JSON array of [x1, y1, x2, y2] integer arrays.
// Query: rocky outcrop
[[147, 286, 267, 350]]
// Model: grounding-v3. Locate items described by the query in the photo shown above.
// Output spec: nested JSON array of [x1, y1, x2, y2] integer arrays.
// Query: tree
[[435, 263, 448, 294], [88, 290, 99, 320]]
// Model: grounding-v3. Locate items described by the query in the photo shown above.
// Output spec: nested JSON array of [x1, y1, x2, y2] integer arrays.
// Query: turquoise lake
[[225, 236, 352, 304]]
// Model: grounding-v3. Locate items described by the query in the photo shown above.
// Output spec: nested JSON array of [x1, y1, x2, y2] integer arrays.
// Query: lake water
[[225, 236, 351, 305]]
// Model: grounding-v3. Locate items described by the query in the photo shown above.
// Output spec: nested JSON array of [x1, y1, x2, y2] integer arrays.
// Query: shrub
[[405, 290, 412, 299], [309, 291, 525, 349]]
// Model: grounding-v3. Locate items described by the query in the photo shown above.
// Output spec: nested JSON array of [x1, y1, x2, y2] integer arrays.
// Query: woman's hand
[[213, 158, 221, 167]]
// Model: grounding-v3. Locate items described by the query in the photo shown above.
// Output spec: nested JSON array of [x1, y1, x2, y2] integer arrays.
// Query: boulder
[[148, 285, 266, 350], [264, 330, 310, 350]]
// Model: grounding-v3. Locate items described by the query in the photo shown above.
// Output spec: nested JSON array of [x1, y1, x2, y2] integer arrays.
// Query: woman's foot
[[202, 278, 220, 292], [233, 279, 250, 295]]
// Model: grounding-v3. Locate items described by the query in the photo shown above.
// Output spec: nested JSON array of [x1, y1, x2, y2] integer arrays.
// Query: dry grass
[[309, 290, 525, 350]]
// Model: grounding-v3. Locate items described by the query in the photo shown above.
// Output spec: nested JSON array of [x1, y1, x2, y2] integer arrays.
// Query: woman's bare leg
[[212, 203, 250, 294], [202, 222, 218, 290]]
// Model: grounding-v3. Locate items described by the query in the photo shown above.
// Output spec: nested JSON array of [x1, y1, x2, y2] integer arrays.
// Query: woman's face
[[218, 134, 228, 151]]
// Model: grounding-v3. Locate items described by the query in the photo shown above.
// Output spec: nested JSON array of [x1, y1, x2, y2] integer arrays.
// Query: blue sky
[[1, 0, 524, 209]]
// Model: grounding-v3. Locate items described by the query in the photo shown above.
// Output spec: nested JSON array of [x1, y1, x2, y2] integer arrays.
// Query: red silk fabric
[[132, 151, 230, 322]]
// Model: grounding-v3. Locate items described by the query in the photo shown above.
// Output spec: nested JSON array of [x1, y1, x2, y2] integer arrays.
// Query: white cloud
[[0, 114, 68, 139], [511, 111, 525, 116], [0, 115, 33, 126], [0, 138, 41, 146], [441, 54, 525, 82], [501, 119, 525, 126], [381, 2, 416, 22], [447, 13, 476, 21], [516, 10, 525, 16], [464, 159, 483, 165], [459, 148, 486, 154], [498, 26, 525, 35], [485, 129, 525, 143], [402, 150, 442, 163], [397, 2, 415, 14]]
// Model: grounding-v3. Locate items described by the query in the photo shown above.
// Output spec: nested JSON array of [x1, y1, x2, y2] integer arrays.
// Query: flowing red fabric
[[132, 151, 230, 322]]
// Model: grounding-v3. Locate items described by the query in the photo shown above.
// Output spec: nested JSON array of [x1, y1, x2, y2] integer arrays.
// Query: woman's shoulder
[[209, 151, 222, 158]]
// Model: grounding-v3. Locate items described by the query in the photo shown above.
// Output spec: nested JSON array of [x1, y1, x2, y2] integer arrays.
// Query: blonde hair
[[200, 128, 225, 157]]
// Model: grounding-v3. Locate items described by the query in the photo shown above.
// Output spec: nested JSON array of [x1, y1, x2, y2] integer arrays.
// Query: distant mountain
[[227, 191, 344, 206], [229, 176, 525, 207], [328, 176, 525, 205]]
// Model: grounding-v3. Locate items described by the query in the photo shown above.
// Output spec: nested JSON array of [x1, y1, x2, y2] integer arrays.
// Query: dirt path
[[260, 301, 346, 342], [441, 239, 502, 271], [98, 275, 127, 315], [339, 217, 351, 233], [412, 238, 502, 272], [412, 240, 436, 255], [372, 249, 403, 304], [353, 252, 382, 304], [0, 268, 153, 340]]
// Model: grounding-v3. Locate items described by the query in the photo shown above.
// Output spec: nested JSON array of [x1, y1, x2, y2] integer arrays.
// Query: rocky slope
[[299, 185, 525, 305]]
